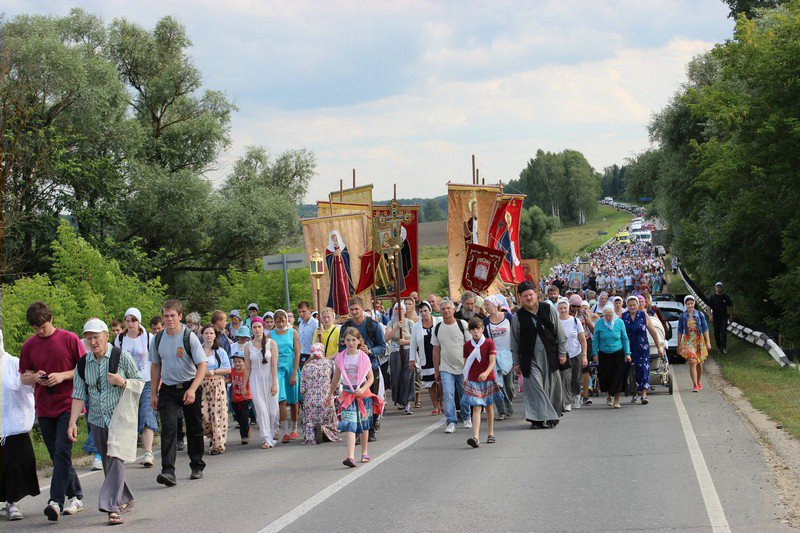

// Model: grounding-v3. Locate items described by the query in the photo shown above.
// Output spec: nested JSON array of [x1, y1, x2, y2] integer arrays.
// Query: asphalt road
[[6, 364, 792, 532]]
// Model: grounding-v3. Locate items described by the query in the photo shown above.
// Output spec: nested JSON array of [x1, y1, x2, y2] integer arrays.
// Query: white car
[[653, 301, 685, 356]]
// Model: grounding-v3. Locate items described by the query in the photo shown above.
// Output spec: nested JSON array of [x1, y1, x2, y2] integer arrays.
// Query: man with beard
[[511, 281, 568, 429], [454, 292, 484, 321]]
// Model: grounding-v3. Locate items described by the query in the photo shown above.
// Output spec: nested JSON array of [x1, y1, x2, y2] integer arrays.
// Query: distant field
[[418, 220, 447, 247]]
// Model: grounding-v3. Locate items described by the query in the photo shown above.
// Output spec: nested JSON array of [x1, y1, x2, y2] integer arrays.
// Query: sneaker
[[564, 403, 572, 412], [142, 451, 154, 468], [692, 385, 700, 392], [44, 500, 60, 521], [698, 381, 703, 390], [613, 400, 621, 409], [62, 498, 83, 516], [190, 469, 203, 480], [176, 440, 185, 451], [403, 406, 413, 415], [641, 397, 650, 405], [572, 397, 582, 409], [288, 431, 299, 441], [156, 472, 177, 487], [5, 503, 23, 521], [581, 397, 593, 406], [92, 454, 103, 471], [444, 422, 456, 434], [631, 395, 639, 405], [367, 432, 376, 443], [463, 419, 473, 429], [496, 413, 506, 421]]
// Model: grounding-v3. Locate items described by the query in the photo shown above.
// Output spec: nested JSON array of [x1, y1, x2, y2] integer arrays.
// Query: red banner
[[461, 244, 505, 294], [488, 195, 525, 284], [372, 204, 419, 297]]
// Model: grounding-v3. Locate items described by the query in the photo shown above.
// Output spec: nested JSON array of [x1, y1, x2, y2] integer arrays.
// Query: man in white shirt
[[431, 299, 471, 434]]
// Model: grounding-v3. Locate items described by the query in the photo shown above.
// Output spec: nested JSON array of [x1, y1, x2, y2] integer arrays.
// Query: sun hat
[[235, 325, 251, 338], [568, 294, 583, 306]]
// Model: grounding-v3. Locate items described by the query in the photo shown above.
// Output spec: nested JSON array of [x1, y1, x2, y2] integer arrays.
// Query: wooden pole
[[353, 169, 356, 188], [315, 279, 322, 342], [340, 179, 343, 202], [472, 154, 476, 184], [393, 183, 397, 201], [476, 168, 480, 185]]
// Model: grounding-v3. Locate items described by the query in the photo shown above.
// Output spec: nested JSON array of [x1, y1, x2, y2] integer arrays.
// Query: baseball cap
[[715, 281, 723, 287], [83, 318, 109, 334], [247, 303, 259, 311], [230, 353, 245, 360]]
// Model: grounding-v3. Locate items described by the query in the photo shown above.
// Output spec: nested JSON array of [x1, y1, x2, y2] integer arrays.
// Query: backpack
[[434, 319, 466, 341], [154, 327, 193, 363], [76, 346, 122, 395], [115, 331, 151, 353]]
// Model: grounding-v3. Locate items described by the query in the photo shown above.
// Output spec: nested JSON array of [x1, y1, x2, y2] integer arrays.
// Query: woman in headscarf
[[1, 330, 40, 521], [385, 302, 415, 415], [409, 301, 443, 414], [592, 305, 631, 409], [299, 343, 341, 445], [612, 296, 625, 318], [622, 296, 664, 405], [677, 295, 711, 392]]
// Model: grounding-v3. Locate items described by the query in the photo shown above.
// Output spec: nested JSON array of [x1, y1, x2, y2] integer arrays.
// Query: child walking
[[326, 328, 384, 467], [462, 318, 505, 448], [229, 354, 252, 444]]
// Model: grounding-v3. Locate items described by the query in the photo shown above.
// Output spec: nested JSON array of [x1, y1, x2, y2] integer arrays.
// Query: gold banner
[[316, 201, 372, 217], [447, 184, 503, 299], [301, 212, 372, 316], [327, 184, 373, 207]]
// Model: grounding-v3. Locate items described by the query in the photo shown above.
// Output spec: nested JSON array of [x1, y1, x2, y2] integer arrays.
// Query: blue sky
[[5, 1, 733, 201]]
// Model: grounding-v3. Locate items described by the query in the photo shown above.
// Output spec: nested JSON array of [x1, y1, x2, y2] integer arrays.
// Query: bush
[[216, 264, 312, 316]]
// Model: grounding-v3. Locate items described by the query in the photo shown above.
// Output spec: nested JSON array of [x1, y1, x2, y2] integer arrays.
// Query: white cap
[[83, 318, 109, 334], [715, 281, 723, 287], [247, 302, 259, 311], [124, 307, 142, 322]]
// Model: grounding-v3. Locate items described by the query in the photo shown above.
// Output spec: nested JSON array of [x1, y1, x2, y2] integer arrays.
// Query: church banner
[[328, 184, 373, 207], [521, 259, 540, 286], [461, 244, 505, 294], [488, 194, 525, 284], [301, 212, 372, 316], [372, 203, 419, 298], [447, 184, 503, 299]]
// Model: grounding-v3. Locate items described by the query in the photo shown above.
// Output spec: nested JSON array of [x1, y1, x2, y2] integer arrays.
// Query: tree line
[[0, 10, 315, 313], [623, 0, 799, 343]]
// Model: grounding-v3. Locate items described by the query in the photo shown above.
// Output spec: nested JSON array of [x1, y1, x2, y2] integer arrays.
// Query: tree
[[519, 205, 561, 260], [422, 198, 445, 222], [624, 150, 662, 202], [722, 0, 788, 18]]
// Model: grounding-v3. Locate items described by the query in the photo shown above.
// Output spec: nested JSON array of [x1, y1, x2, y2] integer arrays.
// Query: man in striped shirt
[[68, 318, 142, 526]]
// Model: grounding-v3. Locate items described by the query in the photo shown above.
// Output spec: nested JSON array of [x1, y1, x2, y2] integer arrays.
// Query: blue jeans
[[38, 411, 83, 507], [440, 371, 470, 425]]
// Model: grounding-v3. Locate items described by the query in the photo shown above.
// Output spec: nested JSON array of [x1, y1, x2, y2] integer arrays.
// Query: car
[[653, 301, 685, 360], [652, 293, 674, 302], [616, 231, 630, 243]]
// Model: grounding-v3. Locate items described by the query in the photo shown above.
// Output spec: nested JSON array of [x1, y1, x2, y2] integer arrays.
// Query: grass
[[31, 416, 90, 471], [418, 245, 448, 297], [541, 205, 633, 274], [715, 337, 800, 440]]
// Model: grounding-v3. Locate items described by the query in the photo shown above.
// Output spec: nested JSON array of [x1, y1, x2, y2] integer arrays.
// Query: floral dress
[[679, 316, 708, 364], [622, 310, 650, 392], [299, 357, 341, 445]]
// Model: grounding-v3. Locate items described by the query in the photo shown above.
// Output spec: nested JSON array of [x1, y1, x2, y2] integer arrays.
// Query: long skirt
[[598, 350, 626, 395], [389, 348, 415, 406], [0, 432, 40, 503], [201, 375, 229, 451], [521, 338, 560, 422]]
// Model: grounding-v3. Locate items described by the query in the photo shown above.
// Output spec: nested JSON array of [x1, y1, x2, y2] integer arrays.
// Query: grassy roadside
[[541, 205, 632, 274]]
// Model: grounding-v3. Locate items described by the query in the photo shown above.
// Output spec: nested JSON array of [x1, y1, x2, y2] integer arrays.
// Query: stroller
[[648, 350, 673, 395]]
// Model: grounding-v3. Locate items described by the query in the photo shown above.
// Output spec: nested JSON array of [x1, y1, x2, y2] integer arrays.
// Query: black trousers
[[38, 412, 82, 507], [714, 319, 728, 351], [232, 400, 252, 439], [158, 382, 205, 475]]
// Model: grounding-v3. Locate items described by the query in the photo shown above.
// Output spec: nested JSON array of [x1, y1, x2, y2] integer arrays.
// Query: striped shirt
[[72, 344, 143, 428]]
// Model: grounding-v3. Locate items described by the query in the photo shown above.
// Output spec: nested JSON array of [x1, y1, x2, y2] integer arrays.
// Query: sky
[[5, 1, 734, 202]]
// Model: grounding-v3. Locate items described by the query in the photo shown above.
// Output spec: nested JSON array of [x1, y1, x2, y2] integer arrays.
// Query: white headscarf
[[327, 230, 346, 252], [601, 304, 617, 331]]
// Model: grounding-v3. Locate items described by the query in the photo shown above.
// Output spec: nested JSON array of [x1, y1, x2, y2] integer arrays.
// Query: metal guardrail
[[677, 266, 795, 368]]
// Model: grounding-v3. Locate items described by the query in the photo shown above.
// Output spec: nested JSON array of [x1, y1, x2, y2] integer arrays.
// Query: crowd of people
[[2, 237, 726, 526]]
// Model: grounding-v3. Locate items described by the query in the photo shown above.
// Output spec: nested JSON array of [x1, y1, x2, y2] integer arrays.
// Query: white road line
[[259, 420, 444, 533], [673, 375, 731, 533]]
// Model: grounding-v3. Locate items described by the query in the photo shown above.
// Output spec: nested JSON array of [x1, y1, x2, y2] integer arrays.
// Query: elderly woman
[[386, 302, 415, 415], [678, 295, 711, 392], [185, 312, 202, 336], [558, 296, 588, 412], [622, 296, 664, 405], [410, 302, 443, 414], [592, 305, 631, 409], [299, 343, 341, 445]]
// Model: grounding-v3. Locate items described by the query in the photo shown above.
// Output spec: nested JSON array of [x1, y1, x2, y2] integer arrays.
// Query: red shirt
[[462, 338, 497, 382], [230, 368, 251, 402], [19, 328, 85, 417]]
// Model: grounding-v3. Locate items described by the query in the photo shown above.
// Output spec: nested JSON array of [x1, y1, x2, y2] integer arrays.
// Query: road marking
[[259, 420, 444, 533], [673, 376, 731, 533]]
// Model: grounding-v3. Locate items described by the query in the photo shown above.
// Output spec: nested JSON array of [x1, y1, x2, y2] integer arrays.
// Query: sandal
[[467, 437, 480, 448], [120, 500, 135, 513], [415, 402, 423, 409], [108, 512, 124, 525], [261, 441, 272, 449], [487, 435, 496, 444], [360, 454, 371, 463], [431, 409, 439, 415], [343, 457, 356, 468]]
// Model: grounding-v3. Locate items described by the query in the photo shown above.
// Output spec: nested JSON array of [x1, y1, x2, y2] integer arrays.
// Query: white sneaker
[[62, 498, 83, 516], [44, 501, 60, 521], [444, 422, 456, 434], [91, 455, 103, 471], [463, 419, 473, 429], [142, 451, 154, 468], [573, 396, 582, 409], [5, 503, 23, 521], [564, 403, 572, 412]]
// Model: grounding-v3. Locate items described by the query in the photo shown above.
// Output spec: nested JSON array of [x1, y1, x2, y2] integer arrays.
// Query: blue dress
[[622, 310, 650, 392]]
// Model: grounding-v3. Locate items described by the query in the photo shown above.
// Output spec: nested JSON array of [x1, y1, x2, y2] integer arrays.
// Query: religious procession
[[1, 169, 700, 528]]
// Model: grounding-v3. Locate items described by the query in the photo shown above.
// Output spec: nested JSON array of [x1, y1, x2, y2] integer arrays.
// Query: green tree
[[624, 150, 662, 202], [519, 205, 561, 260], [422, 198, 445, 222], [722, 0, 788, 18]]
